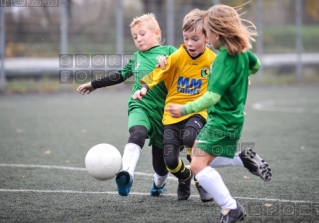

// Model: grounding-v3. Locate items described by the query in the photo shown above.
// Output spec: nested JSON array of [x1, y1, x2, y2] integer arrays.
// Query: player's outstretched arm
[[133, 86, 148, 100], [76, 71, 126, 96], [77, 82, 95, 95], [156, 56, 169, 69], [165, 91, 222, 118], [165, 104, 183, 118]]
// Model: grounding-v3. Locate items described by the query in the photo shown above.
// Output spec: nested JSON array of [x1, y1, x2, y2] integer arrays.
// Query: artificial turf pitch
[[0, 85, 318, 222]]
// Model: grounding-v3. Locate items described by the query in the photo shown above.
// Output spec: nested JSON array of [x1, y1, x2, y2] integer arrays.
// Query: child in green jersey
[[135, 8, 271, 204], [77, 13, 176, 197], [166, 4, 271, 222]]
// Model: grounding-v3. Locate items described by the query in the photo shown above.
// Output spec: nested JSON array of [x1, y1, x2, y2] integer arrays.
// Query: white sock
[[122, 143, 141, 177], [196, 166, 236, 210], [209, 153, 244, 168], [153, 172, 169, 188]]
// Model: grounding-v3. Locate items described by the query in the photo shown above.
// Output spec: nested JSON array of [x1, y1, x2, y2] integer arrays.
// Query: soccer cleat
[[177, 167, 193, 200], [115, 170, 133, 196], [219, 202, 247, 223], [195, 182, 214, 203], [239, 147, 272, 182], [150, 181, 165, 196]]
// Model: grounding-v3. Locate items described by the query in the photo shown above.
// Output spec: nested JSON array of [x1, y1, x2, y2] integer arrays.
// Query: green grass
[[264, 25, 319, 36], [262, 25, 319, 53], [0, 86, 319, 222], [5, 77, 65, 93], [4, 77, 132, 94], [250, 72, 319, 86]]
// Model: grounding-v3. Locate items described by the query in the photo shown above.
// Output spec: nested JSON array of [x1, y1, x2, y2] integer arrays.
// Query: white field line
[[0, 163, 177, 179], [0, 188, 318, 204], [1, 163, 319, 204], [0, 163, 88, 171]]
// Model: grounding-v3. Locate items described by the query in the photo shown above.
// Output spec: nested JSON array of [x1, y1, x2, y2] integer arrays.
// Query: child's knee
[[128, 126, 148, 148]]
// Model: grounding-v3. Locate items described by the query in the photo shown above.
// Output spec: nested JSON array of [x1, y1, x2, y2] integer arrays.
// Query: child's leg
[[164, 145, 192, 200], [192, 144, 246, 221], [182, 115, 213, 202], [191, 146, 236, 210], [195, 166, 237, 209], [164, 143, 190, 180], [163, 125, 190, 180], [122, 108, 151, 177], [209, 153, 244, 168], [182, 114, 206, 163], [150, 145, 168, 196], [116, 108, 150, 196], [210, 148, 272, 182], [163, 125, 192, 200], [122, 125, 147, 177], [152, 145, 168, 188]]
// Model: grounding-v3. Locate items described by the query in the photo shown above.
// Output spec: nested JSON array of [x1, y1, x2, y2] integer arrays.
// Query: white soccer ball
[[85, 143, 122, 181]]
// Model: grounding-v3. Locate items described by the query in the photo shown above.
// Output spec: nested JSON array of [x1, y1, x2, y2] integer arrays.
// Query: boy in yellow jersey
[[134, 9, 216, 201]]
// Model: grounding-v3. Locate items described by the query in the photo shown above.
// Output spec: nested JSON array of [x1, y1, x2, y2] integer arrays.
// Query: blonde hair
[[129, 13, 162, 44], [203, 4, 257, 56], [182, 9, 206, 35]]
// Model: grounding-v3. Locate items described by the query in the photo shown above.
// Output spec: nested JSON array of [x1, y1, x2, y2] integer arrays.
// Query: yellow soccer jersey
[[141, 44, 216, 125]]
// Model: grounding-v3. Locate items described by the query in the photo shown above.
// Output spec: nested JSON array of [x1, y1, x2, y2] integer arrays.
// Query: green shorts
[[196, 124, 239, 158], [128, 107, 163, 149]]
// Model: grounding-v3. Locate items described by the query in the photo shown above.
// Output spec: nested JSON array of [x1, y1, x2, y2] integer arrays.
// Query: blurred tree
[[305, 0, 319, 20], [142, 0, 166, 41], [142, 0, 162, 13], [42, 4, 59, 44], [188, 0, 210, 9], [221, 0, 251, 7], [69, 0, 106, 53], [142, 0, 165, 24]]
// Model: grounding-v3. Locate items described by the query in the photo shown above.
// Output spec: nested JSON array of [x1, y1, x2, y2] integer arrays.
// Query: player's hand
[[165, 104, 183, 118], [133, 87, 148, 100], [156, 56, 168, 69], [77, 82, 95, 95], [248, 77, 251, 87]]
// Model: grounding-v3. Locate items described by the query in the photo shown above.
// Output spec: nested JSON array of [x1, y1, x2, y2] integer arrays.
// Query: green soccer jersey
[[121, 45, 176, 148], [207, 46, 258, 138], [121, 45, 176, 115]]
